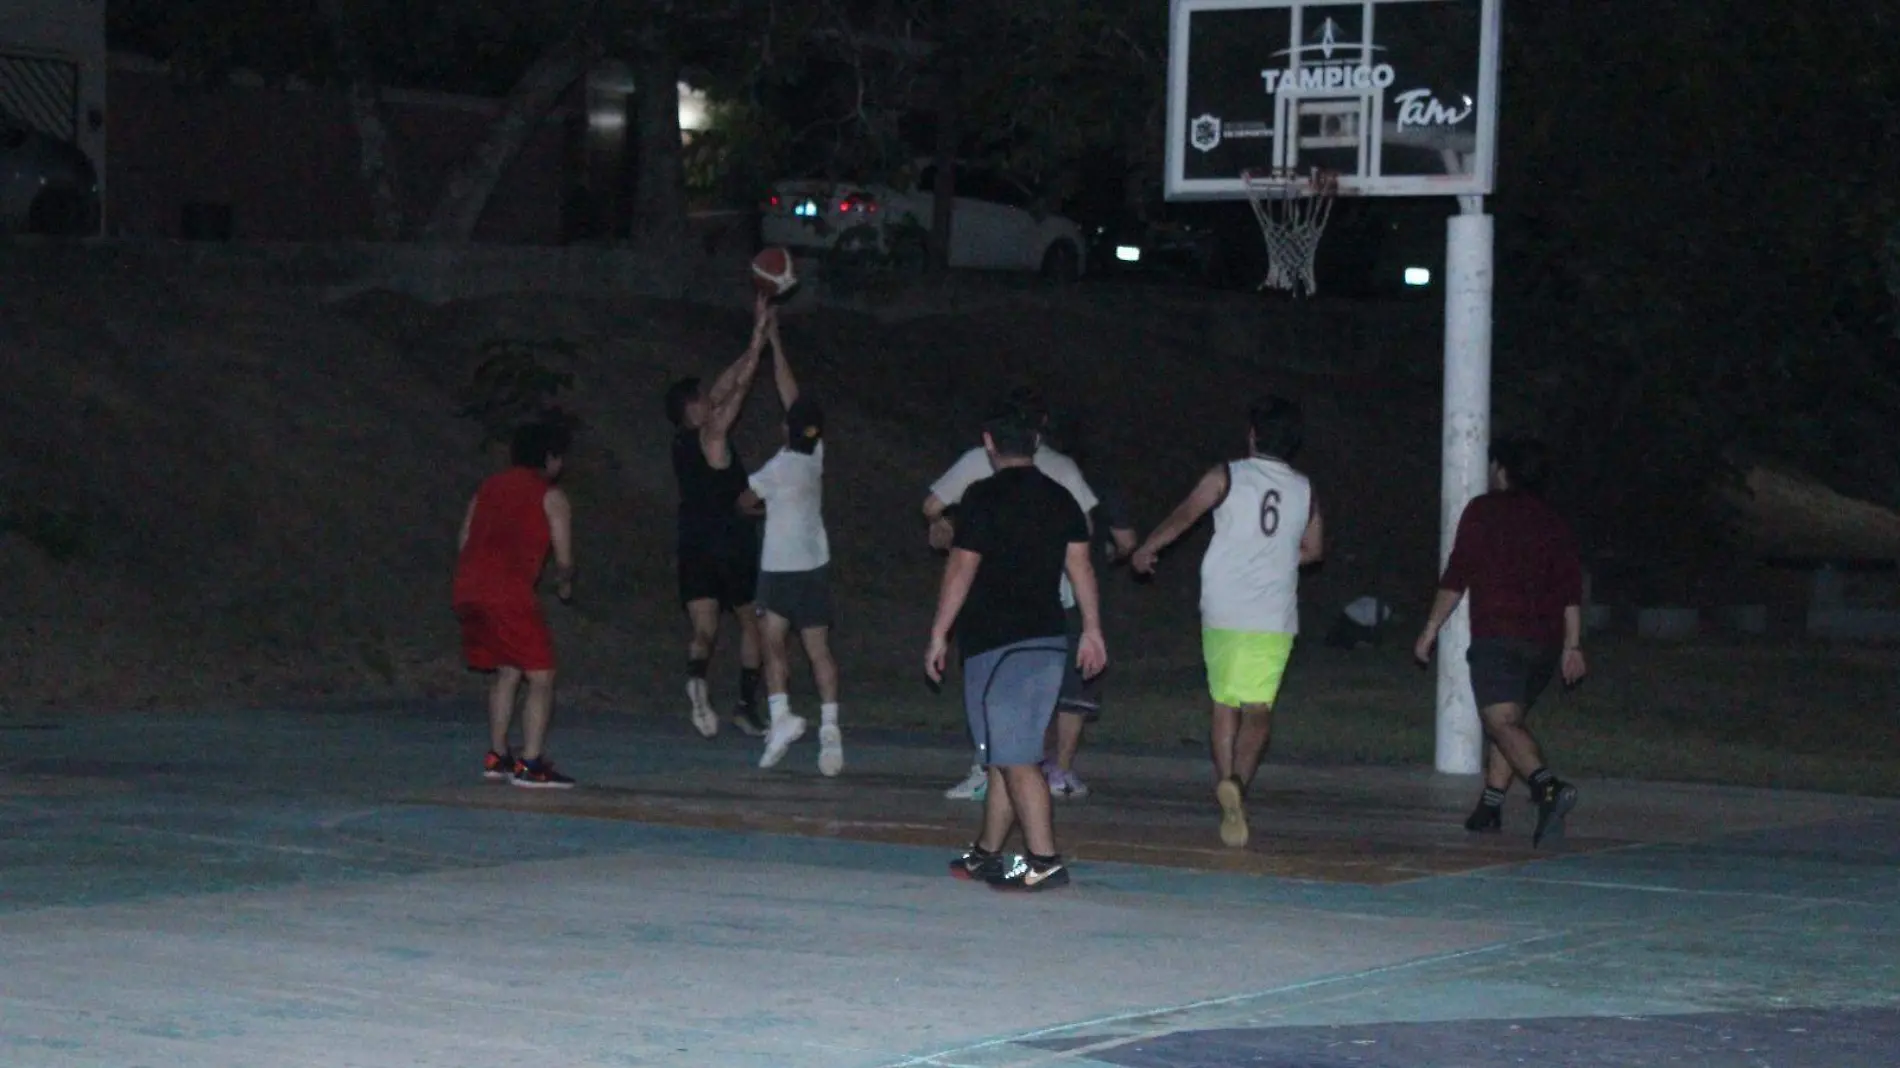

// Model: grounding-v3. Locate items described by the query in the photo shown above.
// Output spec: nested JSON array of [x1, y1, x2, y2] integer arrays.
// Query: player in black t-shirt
[[926, 405, 1107, 892]]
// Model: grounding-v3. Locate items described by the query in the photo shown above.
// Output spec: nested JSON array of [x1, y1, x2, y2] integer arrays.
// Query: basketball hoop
[[1241, 168, 1339, 297]]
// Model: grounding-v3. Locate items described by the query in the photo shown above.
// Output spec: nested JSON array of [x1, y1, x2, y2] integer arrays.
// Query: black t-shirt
[[673, 430, 755, 552], [952, 464, 1090, 658]]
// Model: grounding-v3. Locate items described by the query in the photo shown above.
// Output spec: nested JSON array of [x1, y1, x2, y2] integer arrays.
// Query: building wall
[[0, 0, 108, 229], [106, 56, 572, 245]]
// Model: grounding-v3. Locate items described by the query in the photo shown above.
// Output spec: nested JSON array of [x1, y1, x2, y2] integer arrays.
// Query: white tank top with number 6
[[1199, 457, 1312, 634]]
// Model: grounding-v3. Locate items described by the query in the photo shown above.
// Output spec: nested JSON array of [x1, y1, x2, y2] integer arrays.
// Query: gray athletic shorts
[[755, 566, 833, 630], [964, 636, 1067, 768], [1057, 606, 1102, 721], [1467, 637, 1560, 711]]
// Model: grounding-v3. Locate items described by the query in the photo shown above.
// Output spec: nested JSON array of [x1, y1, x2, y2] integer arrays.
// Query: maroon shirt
[[1438, 491, 1583, 646]]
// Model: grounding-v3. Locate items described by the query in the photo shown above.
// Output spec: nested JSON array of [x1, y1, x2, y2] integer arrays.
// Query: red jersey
[[1438, 491, 1583, 646], [453, 467, 553, 608]]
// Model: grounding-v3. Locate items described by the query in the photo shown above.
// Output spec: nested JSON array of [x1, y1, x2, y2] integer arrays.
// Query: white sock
[[768, 693, 792, 724], [820, 703, 839, 728]]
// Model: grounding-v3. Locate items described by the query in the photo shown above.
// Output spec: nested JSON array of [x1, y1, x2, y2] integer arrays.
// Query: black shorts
[[1058, 606, 1103, 721], [678, 547, 759, 611], [755, 566, 833, 630], [1466, 637, 1560, 711]]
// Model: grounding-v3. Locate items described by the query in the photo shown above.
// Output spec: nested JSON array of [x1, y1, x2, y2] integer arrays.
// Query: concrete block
[[1636, 607, 1700, 640], [1714, 605, 1768, 635]]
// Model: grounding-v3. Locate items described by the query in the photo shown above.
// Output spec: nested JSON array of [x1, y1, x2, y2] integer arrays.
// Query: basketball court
[[3, 703, 1897, 1067]]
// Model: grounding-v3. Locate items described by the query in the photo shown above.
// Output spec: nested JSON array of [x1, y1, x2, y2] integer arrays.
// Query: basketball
[[751, 246, 799, 298]]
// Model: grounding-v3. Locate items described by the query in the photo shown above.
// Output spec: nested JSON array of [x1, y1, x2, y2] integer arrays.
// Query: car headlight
[[1114, 245, 1142, 263]]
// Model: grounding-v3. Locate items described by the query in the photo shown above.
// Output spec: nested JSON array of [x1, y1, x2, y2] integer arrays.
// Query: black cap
[[787, 396, 825, 444]]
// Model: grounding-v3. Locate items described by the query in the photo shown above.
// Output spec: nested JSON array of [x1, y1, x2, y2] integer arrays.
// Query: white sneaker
[[1056, 770, 1090, 800], [688, 679, 718, 738], [817, 725, 844, 777], [759, 714, 807, 768], [944, 764, 988, 801]]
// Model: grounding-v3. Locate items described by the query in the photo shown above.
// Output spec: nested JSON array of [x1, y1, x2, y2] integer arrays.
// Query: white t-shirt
[[749, 442, 830, 572], [931, 444, 1098, 607], [1199, 457, 1312, 633]]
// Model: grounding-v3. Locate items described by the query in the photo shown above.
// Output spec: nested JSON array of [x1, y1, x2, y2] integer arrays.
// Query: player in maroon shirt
[[1415, 437, 1588, 846]]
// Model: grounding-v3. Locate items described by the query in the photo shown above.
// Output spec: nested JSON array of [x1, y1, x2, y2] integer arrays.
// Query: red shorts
[[454, 601, 555, 673]]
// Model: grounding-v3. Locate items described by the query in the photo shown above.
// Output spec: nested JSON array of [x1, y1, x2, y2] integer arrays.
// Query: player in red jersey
[[453, 420, 578, 788]]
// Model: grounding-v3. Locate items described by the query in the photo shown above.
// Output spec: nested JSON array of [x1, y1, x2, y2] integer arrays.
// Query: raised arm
[[705, 300, 772, 433], [1130, 465, 1229, 575], [767, 312, 798, 410]]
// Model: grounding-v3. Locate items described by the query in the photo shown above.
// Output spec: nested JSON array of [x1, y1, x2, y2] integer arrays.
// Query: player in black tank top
[[663, 299, 774, 739], [673, 430, 755, 551]]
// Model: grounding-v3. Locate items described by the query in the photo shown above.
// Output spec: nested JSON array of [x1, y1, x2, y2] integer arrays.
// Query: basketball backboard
[[1166, 0, 1500, 200]]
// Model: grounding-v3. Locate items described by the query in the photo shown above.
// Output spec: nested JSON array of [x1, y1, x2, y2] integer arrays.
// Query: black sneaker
[[732, 704, 768, 738], [949, 844, 1008, 882], [987, 854, 1071, 892], [512, 757, 576, 790], [1532, 780, 1578, 846], [482, 749, 519, 782], [1464, 803, 1503, 833]]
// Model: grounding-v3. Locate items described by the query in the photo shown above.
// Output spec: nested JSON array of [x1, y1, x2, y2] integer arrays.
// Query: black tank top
[[673, 430, 753, 549]]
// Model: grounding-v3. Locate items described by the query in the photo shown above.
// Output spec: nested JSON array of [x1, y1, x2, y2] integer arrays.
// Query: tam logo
[[1394, 88, 1473, 129]]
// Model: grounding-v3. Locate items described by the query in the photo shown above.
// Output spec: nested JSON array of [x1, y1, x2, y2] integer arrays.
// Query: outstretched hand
[[1130, 546, 1160, 576]]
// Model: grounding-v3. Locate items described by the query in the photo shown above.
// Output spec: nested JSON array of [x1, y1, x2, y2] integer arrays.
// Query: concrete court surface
[[2, 702, 1898, 1068]]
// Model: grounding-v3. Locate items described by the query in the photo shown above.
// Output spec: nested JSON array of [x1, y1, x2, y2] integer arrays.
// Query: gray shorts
[[1057, 607, 1102, 721], [755, 566, 833, 630], [963, 637, 1067, 768], [1467, 637, 1560, 711]]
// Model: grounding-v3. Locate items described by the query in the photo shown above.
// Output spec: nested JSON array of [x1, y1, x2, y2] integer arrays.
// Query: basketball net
[[1241, 168, 1339, 297]]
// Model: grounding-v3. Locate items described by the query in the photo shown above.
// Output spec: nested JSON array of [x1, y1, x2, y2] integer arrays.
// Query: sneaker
[[987, 854, 1071, 892], [482, 749, 518, 781], [817, 724, 844, 777], [512, 758, 576, 789], [733, 704, 769, 738], [688, 680, 718, 738], [1464, 802, 1503, 833], [949, 843, 1008, 881], [1042, 761, 1069, 794], [758, 714, 807, 769], [1053, 769, 1090, 801], [944, 764, 988, 801], [1532, 780, 1578, 847], [1215, 776, 1249, 848]]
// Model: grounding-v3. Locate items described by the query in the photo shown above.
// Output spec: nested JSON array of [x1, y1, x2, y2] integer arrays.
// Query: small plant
[[458, 339, 583, 450]]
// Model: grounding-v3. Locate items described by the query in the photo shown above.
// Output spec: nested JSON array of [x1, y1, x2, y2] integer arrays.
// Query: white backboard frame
[[1166, 0, 1501, 200]]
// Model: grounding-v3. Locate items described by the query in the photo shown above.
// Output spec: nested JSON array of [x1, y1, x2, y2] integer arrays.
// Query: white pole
[[1435, 201, 1493, 776]]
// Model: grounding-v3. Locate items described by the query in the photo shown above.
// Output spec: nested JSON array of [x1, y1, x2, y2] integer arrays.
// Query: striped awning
[[0, 53, 78, 142]]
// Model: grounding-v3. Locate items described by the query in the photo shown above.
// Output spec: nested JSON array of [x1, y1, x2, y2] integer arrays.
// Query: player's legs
[[953, 640, 1069, 889], [487, 667, 522, 756], [520, 669, 556, 761], [1202, 630, 1294, 848], [757, 608, 807, 767], [801, 624, 844, 777], [1468, 638, 1573, 844]]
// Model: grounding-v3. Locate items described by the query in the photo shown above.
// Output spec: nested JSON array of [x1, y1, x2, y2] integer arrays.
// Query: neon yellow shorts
[[1202, 629, 1296, 709]]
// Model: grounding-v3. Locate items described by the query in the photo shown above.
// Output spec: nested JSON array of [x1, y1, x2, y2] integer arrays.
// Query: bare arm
[[1298, 503, 1325, 565], [1065, 542, 1110, 678], [925, 549, 982, 682], [767, 313, 798, 410], [457, 496, 476, 552], [1413, 587, 1464, 662], [1131, 465, 1228, 573], [545, 487, 575, 601], [1107, 526, 1138, 563]]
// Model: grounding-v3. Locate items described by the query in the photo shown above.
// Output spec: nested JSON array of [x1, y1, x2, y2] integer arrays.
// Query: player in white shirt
[[922, 389, 1101, 802], [738, 317, 843, 776], [1132, 398, 1323, 848]]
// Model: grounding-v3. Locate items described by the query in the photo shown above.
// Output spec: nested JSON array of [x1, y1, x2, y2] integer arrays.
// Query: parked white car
[[760, 162, 1087, 280]]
